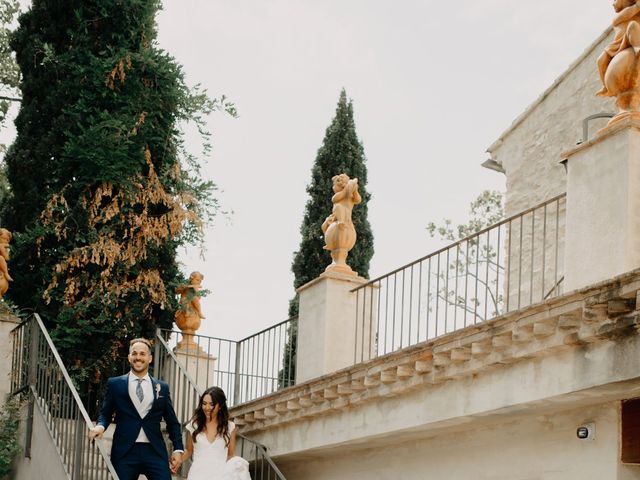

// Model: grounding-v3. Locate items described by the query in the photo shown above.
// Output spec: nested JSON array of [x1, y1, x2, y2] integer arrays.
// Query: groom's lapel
[[150, 376, 160, 409], [119, 373, 140, 417]]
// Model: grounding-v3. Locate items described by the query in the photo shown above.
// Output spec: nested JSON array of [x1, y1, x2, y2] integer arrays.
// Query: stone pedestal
[[563, 118, 640, 292], [296, 271, 377, 383], [169, 345, 216, 415], [0, 302, 20, 400]]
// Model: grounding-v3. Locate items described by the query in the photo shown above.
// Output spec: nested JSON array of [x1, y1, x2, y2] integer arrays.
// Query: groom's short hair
[[129, 337, 152, 353]]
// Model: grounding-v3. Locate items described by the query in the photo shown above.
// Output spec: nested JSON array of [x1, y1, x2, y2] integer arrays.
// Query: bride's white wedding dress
[[185, 421, 250, 480]]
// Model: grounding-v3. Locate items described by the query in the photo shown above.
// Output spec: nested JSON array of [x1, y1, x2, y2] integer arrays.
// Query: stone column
[[563, 118, 640, 292], [0, 303, 20, 400], [296, 271, 377, 383]]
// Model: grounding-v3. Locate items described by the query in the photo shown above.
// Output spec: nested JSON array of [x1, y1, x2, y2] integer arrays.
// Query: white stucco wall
[[0, 306, 20, 401], [564, 123, 640, 291], [13, 403, 69, 480], [279, 401, 640, 480], [488, 30, 615, 218], [250, 331, 640, 460]]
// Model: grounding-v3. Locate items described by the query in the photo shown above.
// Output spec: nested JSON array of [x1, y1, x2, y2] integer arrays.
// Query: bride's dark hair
[[190, 386, 230, 446]]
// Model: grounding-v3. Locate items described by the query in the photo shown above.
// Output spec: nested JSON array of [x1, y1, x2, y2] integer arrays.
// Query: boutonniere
[[155, 383, 162, 400]]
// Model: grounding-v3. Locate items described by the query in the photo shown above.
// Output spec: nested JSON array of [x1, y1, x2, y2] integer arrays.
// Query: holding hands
[[170, 451, 184, 474]]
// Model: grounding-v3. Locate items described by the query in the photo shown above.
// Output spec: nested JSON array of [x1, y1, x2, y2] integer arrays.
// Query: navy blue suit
[[98, 374, 184, 480]]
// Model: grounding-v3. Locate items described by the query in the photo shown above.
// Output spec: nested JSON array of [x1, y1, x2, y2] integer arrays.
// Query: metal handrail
[[238, 316, 297, 343], [353, 193, 566, 291], [155, 332, 203, 397], [158, 315, 298, 407], [11, 314, 119, 479], [236, 433, 288, 480], [350, 194, 567, 363], [154, 329, 287, 480], [153, 331, 202, 425]]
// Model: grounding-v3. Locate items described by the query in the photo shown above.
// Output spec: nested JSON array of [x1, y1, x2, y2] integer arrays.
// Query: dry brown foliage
[[40, 147, 201, 311], [105, 56, 132, 90]]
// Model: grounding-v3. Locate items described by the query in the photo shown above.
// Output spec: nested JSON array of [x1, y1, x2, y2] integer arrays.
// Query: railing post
[[73, 413, 85, 479], [153, 328, 161, 377], [24, 318, 39, 458], [233, 341, 241, 406]]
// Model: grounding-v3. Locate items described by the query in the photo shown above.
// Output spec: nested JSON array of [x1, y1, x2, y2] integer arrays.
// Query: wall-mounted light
[[576, 422, 595, 441], [481, 158, 505, 174]]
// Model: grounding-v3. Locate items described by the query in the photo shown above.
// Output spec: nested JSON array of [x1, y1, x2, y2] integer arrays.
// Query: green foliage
[[281, 90, 374, 387], [427, 190, 504, 242], [1, 297, 26, 320], [0, 395, 22, 479], [427, 190, 504, 320], [0, 0, 231, 385]]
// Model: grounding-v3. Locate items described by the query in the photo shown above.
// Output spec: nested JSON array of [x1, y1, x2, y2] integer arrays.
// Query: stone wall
[[487, 30, 614, 218]]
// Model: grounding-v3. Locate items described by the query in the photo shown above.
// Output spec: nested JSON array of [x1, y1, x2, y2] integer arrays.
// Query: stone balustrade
[[231, 268, 640, 437]]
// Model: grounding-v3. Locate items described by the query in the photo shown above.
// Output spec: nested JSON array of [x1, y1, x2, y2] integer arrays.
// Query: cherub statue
[[598, 0, 640, 96], [322, 173, 361, 274], [175, 271, 205, 348], [0, 229, 13, 298], [596, 0, 640, 123]]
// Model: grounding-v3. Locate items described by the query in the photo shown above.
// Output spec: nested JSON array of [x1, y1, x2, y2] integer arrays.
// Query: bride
[[175, 387, 250, 480]]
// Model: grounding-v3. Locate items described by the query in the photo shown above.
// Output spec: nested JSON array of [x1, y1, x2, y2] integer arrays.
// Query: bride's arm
[[182, 433, 194, 462], [227, 429, 237, 460]]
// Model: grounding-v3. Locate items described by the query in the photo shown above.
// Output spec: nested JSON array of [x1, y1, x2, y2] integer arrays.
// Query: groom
[[89, 338, 184, 479]]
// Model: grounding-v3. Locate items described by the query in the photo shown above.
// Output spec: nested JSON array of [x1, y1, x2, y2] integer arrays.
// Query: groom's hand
[[169, 452, 183, 474], [88, 425, 104, 441]]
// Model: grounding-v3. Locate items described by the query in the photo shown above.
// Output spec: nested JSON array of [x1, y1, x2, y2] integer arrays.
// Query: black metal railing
[[157, 316, 298, 407], [154, 331, 287, 480], [352, 194, 566, 362], [237, 434, 288, 480], [11, 314, 119, 480]]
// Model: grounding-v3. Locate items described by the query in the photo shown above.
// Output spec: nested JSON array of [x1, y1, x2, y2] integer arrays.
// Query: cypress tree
[[280, 90, 374, 387], [290, 89, 374, 313], [2, 0, 224, 384]]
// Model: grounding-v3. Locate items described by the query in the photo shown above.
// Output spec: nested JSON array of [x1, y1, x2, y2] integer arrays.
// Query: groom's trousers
[[112, 443, 171, 480]]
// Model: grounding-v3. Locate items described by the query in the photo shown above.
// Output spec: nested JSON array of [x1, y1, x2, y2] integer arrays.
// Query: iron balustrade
[[10, 314, 119, 480], [157, 316, 298, 408], [236, 435, 288, 480], [352, 194, 567, 363], [154, 330, 287, 480], [154, 332, 202, 425]]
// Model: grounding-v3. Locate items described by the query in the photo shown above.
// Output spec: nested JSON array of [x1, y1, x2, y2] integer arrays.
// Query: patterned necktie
[[135, 378, 144, 403]]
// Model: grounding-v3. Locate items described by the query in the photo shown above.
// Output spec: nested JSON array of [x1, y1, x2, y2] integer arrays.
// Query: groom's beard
[[131, 362, 148, 373]]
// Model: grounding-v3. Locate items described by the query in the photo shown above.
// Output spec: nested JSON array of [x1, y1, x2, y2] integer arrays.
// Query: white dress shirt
[[128, 372, 153, 443]]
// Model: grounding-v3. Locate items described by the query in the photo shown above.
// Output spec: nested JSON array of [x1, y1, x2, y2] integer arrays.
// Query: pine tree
[[1, 0, 228, 385], [280, 90, 374, 387]]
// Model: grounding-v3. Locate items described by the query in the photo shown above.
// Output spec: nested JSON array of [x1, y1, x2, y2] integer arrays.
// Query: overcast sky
[[0, 1, 613, 341], [152, 0, 614, 340]]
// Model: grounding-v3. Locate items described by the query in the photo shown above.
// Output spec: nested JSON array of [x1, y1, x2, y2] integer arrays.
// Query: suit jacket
[[97, 373, 184, 463]]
